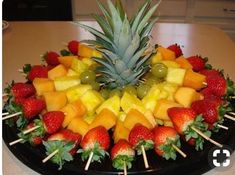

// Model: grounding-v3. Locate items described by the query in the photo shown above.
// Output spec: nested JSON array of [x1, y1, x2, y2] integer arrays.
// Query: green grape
[[151, 63, 168, 78], [123, 85, 137, 96], [80, 70, 96, 84], [145, 76, 162, 86], [137, 84, 151, 99], [100, 89, 110, 99], [109, 89, 122, 97], [90, 81, 100, 91]]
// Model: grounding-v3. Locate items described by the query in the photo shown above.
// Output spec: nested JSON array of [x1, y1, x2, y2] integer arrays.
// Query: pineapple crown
[[76, 0, 161, 89]]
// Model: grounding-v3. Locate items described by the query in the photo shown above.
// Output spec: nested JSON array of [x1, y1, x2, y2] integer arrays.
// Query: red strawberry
[[44, 51, 60, 66], [153, 126, 180, 159], [68, 40, 79, 55], [167, 44, 183, 58], [30, 136, 43, 145], [28, 65, 48, 81], [11, 83, 36, 98], [187, 55, 206, 72], [200, 69, 221, 78], [111, 139, 135, 170], [22, 98, 46, 119], [129, 124, 154, 154], [206, 75, 227, 97], [42, 111, 65, 134]]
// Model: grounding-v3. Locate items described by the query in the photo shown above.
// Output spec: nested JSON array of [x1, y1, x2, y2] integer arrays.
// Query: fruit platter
[[2, 0, 235, 175]]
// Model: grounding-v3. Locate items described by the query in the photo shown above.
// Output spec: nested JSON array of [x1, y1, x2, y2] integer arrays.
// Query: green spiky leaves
[[112, 155, 134, 170], [134, 139, 154, 155], [76, 0, 161, 89]]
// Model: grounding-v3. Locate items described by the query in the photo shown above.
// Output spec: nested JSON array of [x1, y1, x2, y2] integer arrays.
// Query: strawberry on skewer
[[187, 55, 207, 72], [68, 40, 79, 55], [129, 124, 154, 168], [111, 139, 135, 175], [42, 51, 60, 66], [167, 44, 183, 58], [77, 126, 110, 171], [42, 129, 82, 170], [153, 126, 186, 160]]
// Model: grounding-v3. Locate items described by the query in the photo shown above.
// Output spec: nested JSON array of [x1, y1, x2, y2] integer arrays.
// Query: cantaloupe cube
[[48, 64, 67, 80], [80, 90, 104, 113], [183, 69, 206, 90], [89, 109, 117, 130], [67, 69, 79, 76], [175, 56, 193, 69], [164, 120, 173, 127], [161, 61, 180, 68], [67, 117, 89, 137], [66, 84, 92, 103], [33, 78, 55, 96], [58, 56, 78, 68], [96, 95, 120, 116], [154, 99, 182, 120], [79, 44, 102, 58], [43, 91, 67, 111], [174, 87, 202, 107], [166, 67, 186, 85], [54, 76, 80, 91], [71, 58, 88, 75], [157, 47, 176, 60], [124, 109, 153, 130], [113, 120, 130, 143], [151, 52, 163, 65]]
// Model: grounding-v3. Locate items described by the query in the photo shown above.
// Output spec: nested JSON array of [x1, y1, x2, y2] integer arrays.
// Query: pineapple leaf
[[92, 57, 116, 74], [115, 0, 125, 21], [139, 36, 150, 49], [115, 60, 128, 74], [135, 52, 153, 71], [127, 46, 148, 68], [96, 48, 120, 63], [125, 69, 143, 83], [141, 16, 159, 39]]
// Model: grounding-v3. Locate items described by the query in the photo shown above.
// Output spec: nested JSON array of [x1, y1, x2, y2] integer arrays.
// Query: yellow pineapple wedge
[[48, 64, 67, 80], [66, 84, 92, 103], [67, 117, 89, 137], [166, 67, 186, 85], [67, 69, 79, 76], [113, 120, 130, 143], [96, 95, 120, 116], [89, 109, 117, 130], [151, 51, 163, 65], [43, 91, 67, 111], [54, 75, 80, 91], [33, 78, 55, 96], [71, 58, 88, 75]]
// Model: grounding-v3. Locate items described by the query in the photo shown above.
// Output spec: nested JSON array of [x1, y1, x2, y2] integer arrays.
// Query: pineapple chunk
[[48, 64, 67, 80], [157, 47, 176, 60], [174, 87, 202, 107], [113, 120, 130, 143], [43, 91, 67, 111], [82, 58, 95, 67], [54, 76, 80, 91], [96, 95, 120, 116], [161, 61, 180, 68], [67, 69, 79, 76], [89, 109, 117, 130], [151, 52, 163, 65], [183, 69, 206, 90], [166, 67, 186, 85], [124, 109, 153, 130], [58, 56, 78, 68], [71, 58, 88, 75], [80, 90, 104, 113], [118, 111, 127, 122], [175, 56, 193, 69], [144, 110, 157, 127], [164, 120, 174, 127], [33, 78, 55, 96], [66, 84, 92, 103], [154, 99, 182, 120], [67, 117, 89, 137], [83, 112, 96, 124]]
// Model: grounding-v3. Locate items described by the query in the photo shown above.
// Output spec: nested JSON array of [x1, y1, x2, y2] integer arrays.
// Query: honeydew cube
[[58, 56, 78, 68], [174, 87, 202, 107], [67, 69, 79, 76], [151, 52, 163, 65], [166, 67, 186, 85], [96, 95, 120, 116], [48, 64, 67, 80], [66, 84, 92, 103], [43, 91, 67, 111], [71, 58, 88, 75], [54, 76, 80, 91], [33, 78, 55, 96], [113, 120, 130, 143], [157, 47, 176, 60], [67, 117, 89, 137]]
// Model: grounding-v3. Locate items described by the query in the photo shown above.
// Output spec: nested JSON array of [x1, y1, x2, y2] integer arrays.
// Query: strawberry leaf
[[22, 64, 32, 74], [112, 155, 134, 170], [135, 139, 154, 155], [60, 49, 72, 56]]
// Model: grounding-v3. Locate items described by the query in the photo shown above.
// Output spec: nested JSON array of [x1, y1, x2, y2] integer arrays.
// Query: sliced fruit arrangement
[[2, 0, 235, 173]]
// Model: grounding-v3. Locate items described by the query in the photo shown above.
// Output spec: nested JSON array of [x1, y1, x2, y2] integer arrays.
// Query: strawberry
[[206, 75, 227, 97], [30, 136, 43, 145], [22, 98, 46, 119], [78, 126, 110, 163], [168, 107, 211, 150], [68, 40, 79, 55], [43, 51, 60, 66], [167, 44, 183, 57], [111, 139, 135, 170], [200, 69, 221, 78], [28, 65, 48, 81], [187, 55, 206, 72], [42, 111, 65, 134], [129, 124, 154, 155], [10, 82, 36, 99], [153, 126, 181, 160]]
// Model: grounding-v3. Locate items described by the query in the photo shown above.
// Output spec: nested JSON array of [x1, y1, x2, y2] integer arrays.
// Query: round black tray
[[3, 115, 235, 175]]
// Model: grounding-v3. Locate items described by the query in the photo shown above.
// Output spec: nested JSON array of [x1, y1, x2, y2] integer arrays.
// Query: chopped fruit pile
[[3, 0, 235, 173]]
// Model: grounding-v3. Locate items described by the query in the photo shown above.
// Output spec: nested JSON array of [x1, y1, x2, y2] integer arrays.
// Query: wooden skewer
[[2, 93, 8, 97], [22, 125, 41, 135], [85, 151, 94, 171], [123, 161, 127, 175], [9, 138, 24, 146], [202, 82, 207, 86], [2, 111, 22, 120], [217, 124, 228, 130], [231, 96, 235, 99], [191, 126, 223, 148], [172, 144, 187, 158], [18, 69, 23, 73], [141, 145, 149, 169], [42, 149, 59, 163], [224, 114, 235, 121], [229, 112, 235, 116], [2, 112, 9, 116], [61, 42, 68, 46]]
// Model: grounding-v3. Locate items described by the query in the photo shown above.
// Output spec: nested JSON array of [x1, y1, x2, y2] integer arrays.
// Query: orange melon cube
[[48, 64, 67, 80], [33, 78, 55, 96], [113, 120, 130, 143], [157, 47, 176, 60], [175, 56, 193, 69], [43, 91, 67, 111], [58, 56, 78, 68], [67, 117, 89, 137], [183, 69, 206, 90]]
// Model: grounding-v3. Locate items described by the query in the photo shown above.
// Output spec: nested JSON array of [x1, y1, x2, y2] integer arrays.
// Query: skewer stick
[[18, 69, 23, 73], [2, 93, 8, 97], [224, 114, 235, 121], [2, 111, 22, 120], [231, 96, 235, 99], [191, 126, 223, 148], [2, 112, 9, 116], [123, 161, 127, 175], [9, 138, 24, 146], [172, 144, 187, 158], [202, 82, 207, 86], [217, 124, 228, 130], [229, 112, 235, 116], [141, 145, 149, 169], [85, 151, 94, 171], [42, 149, 59, 163], [22, 125, 40, 135], [61, 42, 68, 46]]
